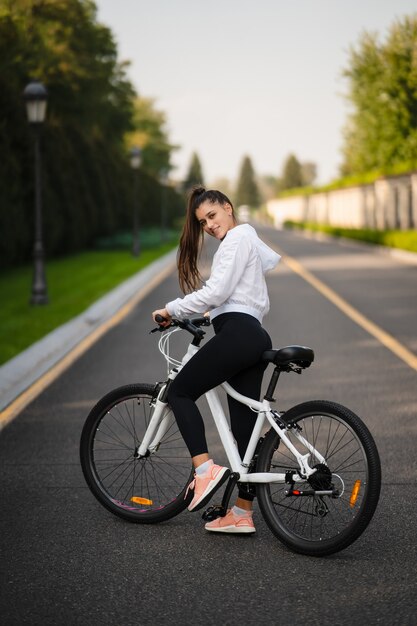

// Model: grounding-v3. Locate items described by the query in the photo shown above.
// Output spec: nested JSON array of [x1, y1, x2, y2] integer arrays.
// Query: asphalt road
[[1, 226, 417, 626]]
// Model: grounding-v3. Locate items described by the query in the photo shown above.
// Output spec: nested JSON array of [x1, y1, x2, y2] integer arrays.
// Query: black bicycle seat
[[262, 345, 314, 369]]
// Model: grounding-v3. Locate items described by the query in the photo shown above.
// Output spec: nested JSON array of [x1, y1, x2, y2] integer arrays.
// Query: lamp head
[[130, 146, 142, 169], [23, 81, 48, 124]]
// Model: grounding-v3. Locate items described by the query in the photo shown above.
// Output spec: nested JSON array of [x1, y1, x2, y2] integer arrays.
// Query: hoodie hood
[[232, 224, 281, 273]]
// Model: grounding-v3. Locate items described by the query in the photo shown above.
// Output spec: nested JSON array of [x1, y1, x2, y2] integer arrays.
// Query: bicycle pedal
[[201, 505, 226, 522]]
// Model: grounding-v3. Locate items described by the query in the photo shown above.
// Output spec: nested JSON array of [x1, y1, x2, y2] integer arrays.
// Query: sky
[[95, 0, 417, 187]]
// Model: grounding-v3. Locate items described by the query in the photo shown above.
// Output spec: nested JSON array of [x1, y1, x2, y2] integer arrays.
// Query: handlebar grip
[[155, 314, 166, 324]]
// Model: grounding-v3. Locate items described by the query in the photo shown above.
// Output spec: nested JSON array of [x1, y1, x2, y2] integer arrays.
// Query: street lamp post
[[130, 146, 142, 257], [23, 80, 49, 305], [159, 168, 168, 243]]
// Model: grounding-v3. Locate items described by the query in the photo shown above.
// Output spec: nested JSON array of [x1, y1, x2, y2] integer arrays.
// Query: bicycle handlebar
[[152, 314, 211, 343]]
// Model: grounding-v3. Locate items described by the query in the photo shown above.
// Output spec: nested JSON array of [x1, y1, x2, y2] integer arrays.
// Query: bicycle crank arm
[[201, 472, 240, 521]]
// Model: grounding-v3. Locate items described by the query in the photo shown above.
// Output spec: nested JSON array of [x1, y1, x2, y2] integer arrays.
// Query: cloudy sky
[[96, 0, 417, 186]]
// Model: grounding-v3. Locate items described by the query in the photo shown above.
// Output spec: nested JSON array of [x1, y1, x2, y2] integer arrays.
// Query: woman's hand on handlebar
[[152, 308, 172, 328]]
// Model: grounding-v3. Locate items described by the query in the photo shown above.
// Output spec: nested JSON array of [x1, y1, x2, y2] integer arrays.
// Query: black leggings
[[167, 312, 272, 501]]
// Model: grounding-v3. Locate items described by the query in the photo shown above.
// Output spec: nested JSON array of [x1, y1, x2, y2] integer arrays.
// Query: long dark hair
[[178, 186, 235, 293]]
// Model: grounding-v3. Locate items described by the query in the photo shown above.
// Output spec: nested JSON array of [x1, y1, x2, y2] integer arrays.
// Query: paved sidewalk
[[0, 248, 177, 415]]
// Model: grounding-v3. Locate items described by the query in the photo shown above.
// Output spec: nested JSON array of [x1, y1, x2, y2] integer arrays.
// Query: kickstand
[[201, 472, 240, 521]]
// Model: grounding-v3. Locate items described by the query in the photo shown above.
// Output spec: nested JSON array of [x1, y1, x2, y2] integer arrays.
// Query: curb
[[0, 248, 177, 418]]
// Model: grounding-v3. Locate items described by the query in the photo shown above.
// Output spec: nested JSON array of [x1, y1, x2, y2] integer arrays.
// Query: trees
[[127, 97, 178, 178], [235, 155, 260, 208], [275, 155, 317, 192], [280, 154, 303, 190], [183, 152, 204, 191], [341, 14, 417, 175], [0, 0, 181, 268], [300, 162, 317, 186]]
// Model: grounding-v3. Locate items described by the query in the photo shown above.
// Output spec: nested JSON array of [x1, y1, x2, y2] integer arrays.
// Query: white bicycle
[[80, 316, 381, 556]]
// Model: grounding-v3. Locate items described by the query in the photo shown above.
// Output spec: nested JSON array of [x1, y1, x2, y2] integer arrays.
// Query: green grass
[[284, 221, 417, 253], [0, 239, 178, 366]]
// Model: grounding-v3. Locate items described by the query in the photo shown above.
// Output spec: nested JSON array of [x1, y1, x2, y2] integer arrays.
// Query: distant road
[[1, 226, 416, 626]]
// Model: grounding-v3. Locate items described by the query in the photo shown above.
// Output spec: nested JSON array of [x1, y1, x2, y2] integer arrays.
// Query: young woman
[[152, 187, 280, 534]]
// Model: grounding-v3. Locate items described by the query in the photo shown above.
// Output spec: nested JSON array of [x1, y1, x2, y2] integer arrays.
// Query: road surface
[[1, 226, 416, 625]]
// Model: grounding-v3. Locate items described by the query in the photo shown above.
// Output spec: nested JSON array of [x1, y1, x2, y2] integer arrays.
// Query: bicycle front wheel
[[256, 400, 381, 556], [80, 383, 193, 523]]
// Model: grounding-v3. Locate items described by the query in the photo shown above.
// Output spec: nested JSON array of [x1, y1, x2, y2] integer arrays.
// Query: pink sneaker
[[187, 463, 230, 512], [205, 508, 256, 534]]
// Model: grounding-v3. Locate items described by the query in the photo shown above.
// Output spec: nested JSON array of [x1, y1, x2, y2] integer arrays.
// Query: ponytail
[[178, 186, 235, 293]]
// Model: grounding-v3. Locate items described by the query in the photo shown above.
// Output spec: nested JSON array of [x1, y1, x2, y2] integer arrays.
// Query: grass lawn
[[0, 242, 177, 366], [284, 222, 417, 254]]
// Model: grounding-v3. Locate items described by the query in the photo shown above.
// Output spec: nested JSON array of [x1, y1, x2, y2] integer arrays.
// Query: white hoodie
[[166, 224, 281, 323]]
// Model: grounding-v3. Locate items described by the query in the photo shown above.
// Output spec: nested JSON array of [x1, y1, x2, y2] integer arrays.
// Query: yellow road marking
[[3, 240, 416, 430], [0, 260, 176, 430], [271, 244, 417, 373]]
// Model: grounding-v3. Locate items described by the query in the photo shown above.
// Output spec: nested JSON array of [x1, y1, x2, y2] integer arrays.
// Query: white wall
[[267, 172, 417, 230]]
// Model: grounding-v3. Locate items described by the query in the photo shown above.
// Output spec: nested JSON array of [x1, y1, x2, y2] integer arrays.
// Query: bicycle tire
[[80, 383, 193, 523], [256, 400, 381, 556]]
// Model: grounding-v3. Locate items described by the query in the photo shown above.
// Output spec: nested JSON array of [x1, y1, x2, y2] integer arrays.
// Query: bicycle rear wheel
[[80, 383, 193, 523], [256, 400, 381, 556]]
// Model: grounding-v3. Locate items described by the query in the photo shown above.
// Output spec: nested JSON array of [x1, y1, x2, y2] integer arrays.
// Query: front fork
[[136, 383, 171, 458]]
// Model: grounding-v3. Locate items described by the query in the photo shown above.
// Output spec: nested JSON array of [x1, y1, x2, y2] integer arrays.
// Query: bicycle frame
[[138, 338, 324, 484], [80, 318, 381, 557]]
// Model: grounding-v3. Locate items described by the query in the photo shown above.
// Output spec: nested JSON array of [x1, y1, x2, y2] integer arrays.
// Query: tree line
[[341, 13, 417, 176], [0, 0, 183, 270], [275, 14, 417, 194], [274, 15, 417, 193], [189, 13, 417, 206], [182, 150, 317, 209], [182, 152, 262, 208], [2, 3, 415, 270]]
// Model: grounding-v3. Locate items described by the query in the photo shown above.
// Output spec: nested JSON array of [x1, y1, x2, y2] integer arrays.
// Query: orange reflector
[[130, 497, 153, 505], [349, 480, 361, 507]]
